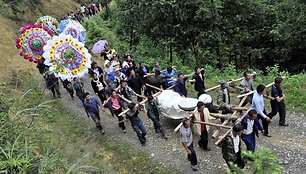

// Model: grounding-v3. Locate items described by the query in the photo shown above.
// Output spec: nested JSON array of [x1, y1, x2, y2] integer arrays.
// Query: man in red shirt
[[196, 101, 211, 151]]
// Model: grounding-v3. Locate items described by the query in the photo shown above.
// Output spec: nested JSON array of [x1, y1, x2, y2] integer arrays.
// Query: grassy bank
[[0, 70, 180, 174]]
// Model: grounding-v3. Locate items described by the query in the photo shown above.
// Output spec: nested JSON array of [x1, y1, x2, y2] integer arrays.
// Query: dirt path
[[54, 76, 306, 174]]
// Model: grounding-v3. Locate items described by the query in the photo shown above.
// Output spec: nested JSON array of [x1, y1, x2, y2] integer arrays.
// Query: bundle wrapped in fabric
[[157, 90, 198, 119]]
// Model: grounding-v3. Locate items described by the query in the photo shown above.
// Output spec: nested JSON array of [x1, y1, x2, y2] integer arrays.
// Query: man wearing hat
[[217, 80, 233, 116], [268, 76, 288, 126]]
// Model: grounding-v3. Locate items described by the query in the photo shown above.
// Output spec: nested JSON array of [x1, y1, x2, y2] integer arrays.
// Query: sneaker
[[191, 165, 198, 171], [101, 130, 105, 135], [123, 129, 127, 133]]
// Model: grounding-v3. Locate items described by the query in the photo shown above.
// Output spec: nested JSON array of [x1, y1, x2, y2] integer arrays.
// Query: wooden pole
[[118, 84, 175, 117], [209, 113, 238, 120], [212, 95, 248, 139], [215, 108, 252, 145], [193, 121, 231, 129], [237, 82, 274, 98], [145, 83, 163, 91], [205, 73, 256, 92]]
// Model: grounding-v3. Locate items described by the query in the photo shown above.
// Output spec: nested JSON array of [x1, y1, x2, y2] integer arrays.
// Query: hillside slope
[[0, 0, 79, 79]]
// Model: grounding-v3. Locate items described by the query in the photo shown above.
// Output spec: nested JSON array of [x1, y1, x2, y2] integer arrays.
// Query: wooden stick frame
[[237, 82, 274, 98], [193, 121, 231, 129]]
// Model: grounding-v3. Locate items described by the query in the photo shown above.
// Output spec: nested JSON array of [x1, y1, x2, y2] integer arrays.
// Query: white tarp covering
[[157, 90, 198, 119]]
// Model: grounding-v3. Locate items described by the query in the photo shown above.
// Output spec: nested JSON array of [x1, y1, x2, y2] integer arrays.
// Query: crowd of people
[[61, 1, 112, 23], [35, 2, 289, 171]]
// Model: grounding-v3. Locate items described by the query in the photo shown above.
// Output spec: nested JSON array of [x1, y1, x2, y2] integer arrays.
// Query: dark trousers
[[268, 101, 286, 125], [259, 110, 269, 134], [97, 90, 106, 103], [226, 151, 245, 169], [64, 87, 74, 98], [187, 143, 198, 165], [89, 112, 103, 131], [133, 122, 147, 144], [197, 89, 205, 98], [198, 130, 208, 149], [114, 108, 125, 130], [242, 133, 256, 152], [50, 85, 61, 97]]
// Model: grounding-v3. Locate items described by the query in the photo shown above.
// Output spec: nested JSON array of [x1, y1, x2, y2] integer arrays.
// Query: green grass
[[0, 70, 181, 174]]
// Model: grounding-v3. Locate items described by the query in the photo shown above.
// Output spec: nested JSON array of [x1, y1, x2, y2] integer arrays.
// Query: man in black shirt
[[128, 69, 143, 102], [268, 77, 288, 126], [126, 103, 147, 145], [190, 67, 205, 97]]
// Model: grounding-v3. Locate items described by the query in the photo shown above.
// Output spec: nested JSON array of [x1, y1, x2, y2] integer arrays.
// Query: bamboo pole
[[145, 83, 163, 91], [209, 113, 238, 120], [215, 108, 252, 145], [212, 95, 248, 139], [118, 84, 175, 117], [237, 82, 274, 98], [193, 121, 231, 129], [205, 73, 256, 92]]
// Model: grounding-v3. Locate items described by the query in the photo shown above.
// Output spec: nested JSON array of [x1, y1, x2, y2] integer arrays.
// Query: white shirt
[[252, 92, 267, 118], [231, 135, 240, 153], [180, 126, 193, 146], [246, 118, 254, 135]]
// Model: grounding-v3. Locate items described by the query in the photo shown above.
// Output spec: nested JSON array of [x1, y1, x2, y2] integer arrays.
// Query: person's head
[[232, 124, 243, 136], [274, 77, 283, 87], [93, 73, 98, 79], [130, 69, 135, 76], [154, 61, 159, 67], [194, 67, 201, 74], [197, 101, 205, 112], [104, 60, 110, 68], [182, 117, 191, 128], [73, 77, 79, 82], [84, 92, 91, 101], [167, 66, 172, 73], [243, 71, 252, 81], [148, 95, 154, 103], [115, 68, 121, 75], [128, 102, 137, 112], [178, 73, 184, 81], [113, 54, 119, 60], [139, 61, 145, 67], [154, 69, 161, 76], [120, 80, 127, 88], [129, 62, 134, 68], [106, 79, 112, 86], [111, 89, 117, 98], [248, 109, 257, 120], [220, 80, 227, 89], [256, 84, 265, 94]]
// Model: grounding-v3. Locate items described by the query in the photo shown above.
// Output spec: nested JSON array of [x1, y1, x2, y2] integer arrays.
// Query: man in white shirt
[[221, 124, 245, 170], [180, 117, 198, 171], [252, 84, 272, 137]]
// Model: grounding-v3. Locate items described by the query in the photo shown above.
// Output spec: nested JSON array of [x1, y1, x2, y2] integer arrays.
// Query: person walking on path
[[126, 103, 147, 145], [73, 77, 85, 103], [252, 84, 272, 137], [241, 109, 264, 152], [91, 73, 107, 103], [61, 79, 74, 99], [83, 93, 105, 134], [145, 95, 167, 139], [105, 90, 126, 133], [220, 124, 245, 170], [268, 76, 288, 126], [180, 117, 198, 171], [190, 67, 206, 97]]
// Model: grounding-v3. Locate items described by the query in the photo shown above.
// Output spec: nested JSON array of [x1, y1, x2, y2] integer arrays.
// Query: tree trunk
[[169, 42, 173, 63]]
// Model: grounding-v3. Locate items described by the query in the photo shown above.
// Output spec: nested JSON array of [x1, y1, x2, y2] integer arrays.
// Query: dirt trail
[[54, 76, 305, 174]]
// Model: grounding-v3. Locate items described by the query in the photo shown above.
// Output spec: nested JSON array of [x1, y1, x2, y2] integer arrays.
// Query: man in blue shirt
[[174, 73, 188, 97], [268, 77, 288, 126], [252, 84, 271, 137], [83, 93, 105, 134]]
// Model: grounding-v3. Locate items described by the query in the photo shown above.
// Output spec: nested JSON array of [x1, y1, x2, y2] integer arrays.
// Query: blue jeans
[[133, 122, 147, 144]]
